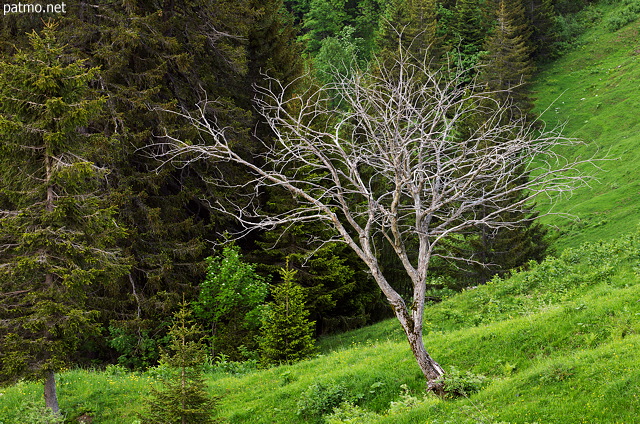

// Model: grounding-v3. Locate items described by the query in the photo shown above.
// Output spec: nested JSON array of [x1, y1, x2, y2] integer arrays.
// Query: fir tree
[[377, 0, 440, 65], [448, 172, 549, 286], [54, 0, 255, 365], [259, 262, 316, 364], [0, 23, 129, 413], [480, 0, 536, 120], [140, 302, 219, 424], [453, 0, 547, 285], [523, 0, 558, 62]]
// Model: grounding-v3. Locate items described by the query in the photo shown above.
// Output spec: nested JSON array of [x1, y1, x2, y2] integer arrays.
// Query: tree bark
[[44, 370, 60, 415], [405, 327, 445, 394], [370, 265, 446, 393]]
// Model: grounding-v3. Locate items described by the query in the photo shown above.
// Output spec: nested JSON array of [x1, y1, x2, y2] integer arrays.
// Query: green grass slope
[[532, 2, 640, 250], [190, 233, 640, 424], [2, 232, 639, 423]]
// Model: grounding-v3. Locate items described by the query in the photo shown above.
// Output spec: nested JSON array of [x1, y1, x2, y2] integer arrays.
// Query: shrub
[[436, 366, 489, 398], [193, 245, 269, 359], [605, 1, 640, 31], [296, 381, 351, 421], [325, 402, 379, 424]]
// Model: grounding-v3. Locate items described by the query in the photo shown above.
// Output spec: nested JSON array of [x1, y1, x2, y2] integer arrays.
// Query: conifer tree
[[453, 0, 548, 285], [248, 0, 303, 90], [449, 0, 493, 71], [480, 0, 535, 121], [54, 0, 255, 364], [259, 262, 316, 364], [523, 0, 558, 62], [140, 302, 219, 424], [0, 23, 129, 413], [377, 0, 440, 65]]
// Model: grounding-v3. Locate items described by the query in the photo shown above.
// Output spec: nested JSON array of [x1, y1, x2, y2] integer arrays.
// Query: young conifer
[[480, 0, 535, 120], [140, 302, 219, 424], [259, 261, 316, 364]]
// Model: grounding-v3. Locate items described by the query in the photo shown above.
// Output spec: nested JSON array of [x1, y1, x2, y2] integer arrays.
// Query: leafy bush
[[193, 245, 269, 358], [324, 402, 378, 424], [296, 381, 351, 421], [436, 366, 489, 398], [605, 0, 640, 31], [4, 401, 64, 424], [208, 353, 258, 375], [387, 384, 423, 414], [107, 325, 165, 370]]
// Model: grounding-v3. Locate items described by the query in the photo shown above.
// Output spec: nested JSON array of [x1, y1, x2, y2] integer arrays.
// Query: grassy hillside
[[532, 1, 640, 250], [2, 232, 639, 423]]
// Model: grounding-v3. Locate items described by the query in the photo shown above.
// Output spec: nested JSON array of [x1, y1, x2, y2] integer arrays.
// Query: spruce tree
[[523, 0, 558, 62], [0, 23, 129, 413], [55, 0, 255, 365], [140, 302, 219, 424], [376, 0, 440, 65], [259, 262, 316, 364], [453, 0, 548, 285], [480, 0, 535, 120]]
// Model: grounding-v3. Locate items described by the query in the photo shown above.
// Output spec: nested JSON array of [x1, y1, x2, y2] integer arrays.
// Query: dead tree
[[155, 47, 595, 392]]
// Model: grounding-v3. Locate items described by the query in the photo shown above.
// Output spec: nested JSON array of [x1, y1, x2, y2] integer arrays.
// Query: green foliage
[[193, 245, 269, 358], [324, 402, 379, 424], [107, 325, 167, 370], [314, 26, 365, 82], [302, 0, 348, 54], [0, 400, 66, 424], [208, 354, 259, 376], [480, 0, 535, 119], [53, 0, 255, 362], [435, 367, 488, 398], [604, 0, 640, 31], [139, 303, 219, 424], [259, 263, 316, 364], [296, 381, 351, 420], [376, 0, 440, 67], [0, 23, 129, 390]]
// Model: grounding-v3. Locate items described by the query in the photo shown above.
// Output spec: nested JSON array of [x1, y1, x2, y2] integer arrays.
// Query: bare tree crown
[[155, 47, 597, 389]]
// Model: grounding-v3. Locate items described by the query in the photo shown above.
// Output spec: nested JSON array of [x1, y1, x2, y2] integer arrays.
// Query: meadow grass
[[1, 230, 639, 423], [209, 231, 640, 423], [532, 2, 640, 250]]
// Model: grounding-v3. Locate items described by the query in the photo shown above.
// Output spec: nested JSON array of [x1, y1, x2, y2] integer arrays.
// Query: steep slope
[[532, 3, 640, 249]]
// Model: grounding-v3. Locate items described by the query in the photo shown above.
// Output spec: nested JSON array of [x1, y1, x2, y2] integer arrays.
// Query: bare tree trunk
[[370, 264, 446, 393], [44, 370, 60, 415], [405, 328, 445, 393], [389, 298, 445, 393]]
